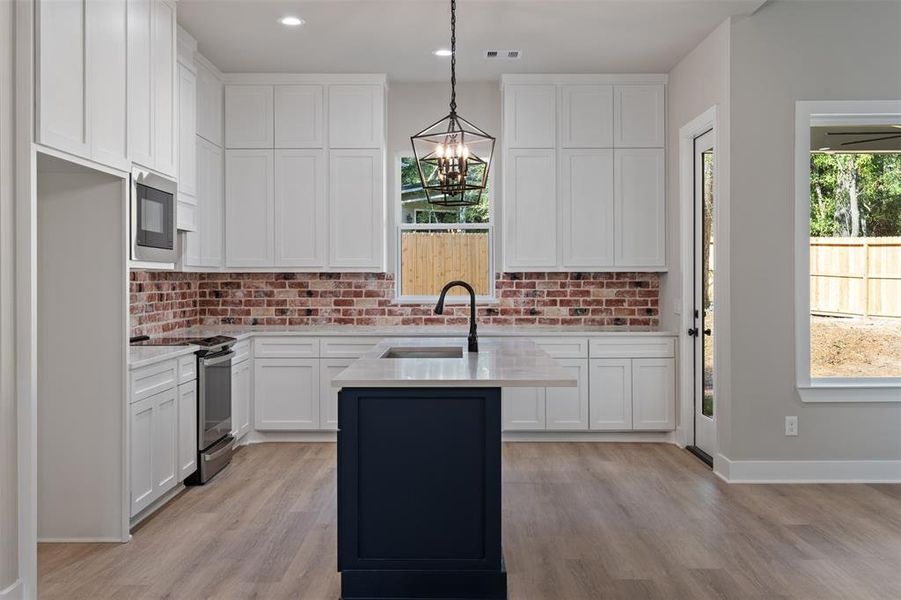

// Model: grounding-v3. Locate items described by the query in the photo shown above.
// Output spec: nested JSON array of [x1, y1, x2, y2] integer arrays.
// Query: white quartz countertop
[[172, 324, 676, 340], [332, 337, 579, 388], [129, 344, 199, 369]]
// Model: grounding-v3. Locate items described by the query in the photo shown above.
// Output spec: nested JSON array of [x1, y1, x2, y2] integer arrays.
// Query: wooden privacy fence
[[401, 231, 490, 296], [810, 237, 901, 318]]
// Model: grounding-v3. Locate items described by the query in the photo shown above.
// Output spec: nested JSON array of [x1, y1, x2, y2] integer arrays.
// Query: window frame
[[393, 151, 497, 304], [794, 100, 901, 402]]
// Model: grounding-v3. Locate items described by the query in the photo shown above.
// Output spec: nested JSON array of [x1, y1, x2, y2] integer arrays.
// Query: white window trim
[[794, 100, 901, 403], [393, 151, 496, 304]]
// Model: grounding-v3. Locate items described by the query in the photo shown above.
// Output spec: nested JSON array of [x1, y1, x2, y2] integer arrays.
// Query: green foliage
[[810, 153, 901, 237]]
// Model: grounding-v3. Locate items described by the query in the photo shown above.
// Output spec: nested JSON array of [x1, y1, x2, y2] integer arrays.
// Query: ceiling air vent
[[483, 50, 521, 60]]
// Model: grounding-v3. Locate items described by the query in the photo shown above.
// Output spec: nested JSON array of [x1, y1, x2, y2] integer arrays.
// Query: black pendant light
[[410, 0, 495, 207]]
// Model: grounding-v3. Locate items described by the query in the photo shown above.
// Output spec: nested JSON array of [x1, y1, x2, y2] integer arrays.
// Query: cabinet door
[[504, 149, 557, 269], [275, 85, 324, 148], [319, 359, 352, 431], [545, 359, 589, 431], [588, 359, 632, 430], [153, 386, 178, 497], [632, 358, 675, 430], [185, 137, 223, 267], [560, 149, 614, 268], [274, 149, 326, 267], [36, 0, 88, 157], [614, 85, 665, 148], [225, 149, 274, 267], [560, 85, 613, 148], [502, 387, 546, 431], [176, 381, 197, 482], [503, 84, 556, 148], [254, 358, 320, 430], [195, 59, 223, 145], [328, 149, 384, 269], [86, 0, 128, 170], [152, 0, 177, 176], [225, 85, 274, 148], [614, 149, 665, 267], [328, 84, 384, 149], [177, 63, 197, 199], [129, 395, 155, 516], [231, 359, 252, 440], [127, 0, 154, 168]]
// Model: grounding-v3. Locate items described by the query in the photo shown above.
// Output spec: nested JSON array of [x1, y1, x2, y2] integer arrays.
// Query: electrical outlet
[[785, 416, 798, 436]]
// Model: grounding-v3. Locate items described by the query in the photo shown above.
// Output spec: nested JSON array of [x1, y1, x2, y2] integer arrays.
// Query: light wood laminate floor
[[39, 443, 901, 599]]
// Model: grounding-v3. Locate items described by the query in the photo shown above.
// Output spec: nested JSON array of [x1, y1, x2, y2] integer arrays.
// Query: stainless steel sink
[[380, 346, 464, 359]]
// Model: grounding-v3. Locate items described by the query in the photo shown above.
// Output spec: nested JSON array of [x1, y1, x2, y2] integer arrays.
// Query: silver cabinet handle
[[204, 437, 234, 461]]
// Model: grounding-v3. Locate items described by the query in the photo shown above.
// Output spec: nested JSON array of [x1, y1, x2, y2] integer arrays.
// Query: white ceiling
[[178, 0, 767, 81]]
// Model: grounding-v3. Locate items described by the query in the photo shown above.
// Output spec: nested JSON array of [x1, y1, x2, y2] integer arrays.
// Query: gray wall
[[665, 19, 733, 448], [727, 0, 901, 460], [386, 82, 502, 271], [0, 0, 18, 590]]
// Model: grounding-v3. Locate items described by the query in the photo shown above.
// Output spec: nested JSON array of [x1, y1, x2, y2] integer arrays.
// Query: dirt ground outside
[[811, 315, 901, 377]]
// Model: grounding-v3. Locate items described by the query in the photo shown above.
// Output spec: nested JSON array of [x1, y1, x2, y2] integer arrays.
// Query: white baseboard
[[243, 430, 337, 444], [502, 431, 675, 443], [37, 537, 125, 543], [715, 454, 901, 483], [0, 580, 22, 599], [128, 484, 186, 530]]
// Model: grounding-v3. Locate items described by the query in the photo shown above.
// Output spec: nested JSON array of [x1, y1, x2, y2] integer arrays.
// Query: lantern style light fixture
[[410, 0, 495, 207]]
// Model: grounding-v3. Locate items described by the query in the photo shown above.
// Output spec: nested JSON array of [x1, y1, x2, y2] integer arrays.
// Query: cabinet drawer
[[531, 337, 588, 359], [233, 339, 251, 363], [254, 336, 319, 358], [131, 359, 178, 403], [319, 337, 382, 359], [589, 337, 674, 359], [177, 354, 197, 384]]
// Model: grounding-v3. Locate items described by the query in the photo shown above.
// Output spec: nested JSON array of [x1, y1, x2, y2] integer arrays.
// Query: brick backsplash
[[130, 271, 660, 336]]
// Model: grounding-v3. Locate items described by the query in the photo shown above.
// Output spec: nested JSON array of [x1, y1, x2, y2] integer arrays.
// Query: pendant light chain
[[449, 0, 457, 114]]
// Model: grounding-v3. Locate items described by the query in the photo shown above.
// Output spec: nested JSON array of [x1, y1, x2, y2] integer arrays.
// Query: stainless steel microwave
[[131, 169, 177, 263]]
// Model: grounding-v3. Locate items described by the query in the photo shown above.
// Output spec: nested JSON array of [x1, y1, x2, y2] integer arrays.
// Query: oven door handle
[[204, 436, 234, 462], [202, 351, 234, 367]]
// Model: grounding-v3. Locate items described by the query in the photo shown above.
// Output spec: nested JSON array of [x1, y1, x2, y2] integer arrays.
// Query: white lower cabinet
[[319, 359, 352, 431], [254, 358, 319, 430], [502, 387, 546, 431], [631, 358, 675, 430], [545, 359, 589, 430], [231, 358, 252, 439], [176, 380, 197, 482], [129, 385, 178, 517], [588, 359, 633, 430]]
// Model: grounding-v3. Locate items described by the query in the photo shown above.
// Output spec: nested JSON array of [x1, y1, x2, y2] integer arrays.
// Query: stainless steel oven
[[195, 346, 235, 484], [131, 168, 177, 263]]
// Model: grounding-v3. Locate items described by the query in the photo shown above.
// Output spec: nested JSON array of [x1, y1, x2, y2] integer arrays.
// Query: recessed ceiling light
[[279, 16, 305, 27], [433, 49, 453, 57]]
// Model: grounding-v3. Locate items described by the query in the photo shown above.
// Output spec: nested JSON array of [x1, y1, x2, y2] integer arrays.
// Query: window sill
[[392, 296, 499, 306], [798, 382, 901, 403]]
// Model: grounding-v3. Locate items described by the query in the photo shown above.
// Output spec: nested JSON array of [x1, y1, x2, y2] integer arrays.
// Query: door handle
[[703, 328, 712, 336]]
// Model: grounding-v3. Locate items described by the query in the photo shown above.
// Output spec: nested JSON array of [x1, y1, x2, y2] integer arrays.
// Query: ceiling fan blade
[[840, 134, 901, 146]]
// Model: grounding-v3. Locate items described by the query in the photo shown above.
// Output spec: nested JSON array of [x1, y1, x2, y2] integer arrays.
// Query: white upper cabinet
[[560, 85, 613, 148], [275, 149, 326, 267], [225, 149, 274, 267], [128, 0, 153, 168], [36, 0, 128, 170], [177, 62, 197, 230], [504, 149, 557, 269], [225, 85, 274, 149], [328, 149, 384, 269], [275, 85, 324, 148], [614, 85, 665, 148], [195, 58, 223, 146], [560, 149, 614, 268], [328, 85, 384, 148], [127, 0, 176, 176], [151, 0, 177, 176], [184, 137, 223, 267], [503, 84, 556, 148], [614, 148, 665, 267]]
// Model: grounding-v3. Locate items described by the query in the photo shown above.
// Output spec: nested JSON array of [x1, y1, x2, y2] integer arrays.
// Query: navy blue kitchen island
[[332, 338, 577, 600]]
